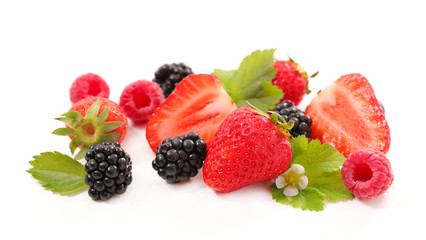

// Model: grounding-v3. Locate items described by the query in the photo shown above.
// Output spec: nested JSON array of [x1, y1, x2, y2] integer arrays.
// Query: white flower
[[275, 164, 308, 197]]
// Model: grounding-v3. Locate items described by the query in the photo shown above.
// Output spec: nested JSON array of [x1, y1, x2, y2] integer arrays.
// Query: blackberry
[[84, 141, 133, 201], [274, 100, 313, 138], [152, 132, 207, 183], [153, 63, 193, 98]]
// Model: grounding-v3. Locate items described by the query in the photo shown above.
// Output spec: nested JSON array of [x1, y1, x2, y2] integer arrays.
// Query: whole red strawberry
[[272, 58, 316, 106], [53, 96, 128, 159], [203, 107, 292, 193]]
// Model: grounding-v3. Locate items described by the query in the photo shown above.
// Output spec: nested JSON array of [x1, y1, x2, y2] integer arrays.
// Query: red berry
[[69, 96, 128, 144], [341, 149, 394, 199], [146, 74, 237, 153], [305, 73, 390, 157], [119, 80, 164, 122], [272, 59, 310, 106], [203, 107, 292, 193], [70, 73, 110, 103]]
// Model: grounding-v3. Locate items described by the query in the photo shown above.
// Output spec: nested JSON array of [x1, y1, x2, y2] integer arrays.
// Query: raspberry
[[84, 141, 133, 201], [274, 100, 313, 138], [119, 80, 164, 122], [341, 149, 393, 199], [70, 73, 110, 103], [153, 63, 193, 98], [152, 132, 207, 183]]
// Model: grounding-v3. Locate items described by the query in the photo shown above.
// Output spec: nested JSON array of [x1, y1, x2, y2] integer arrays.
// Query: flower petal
[[275, 175, 286, 189], [283, 186, 299, 197], [291, 164, 305, 174], [298, 175, 308, 190]]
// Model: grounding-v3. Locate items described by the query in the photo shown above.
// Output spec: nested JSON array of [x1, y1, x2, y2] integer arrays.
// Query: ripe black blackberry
[[152, 132, 207, 183], [274, 100, 313, 138], [153, 63, 193, 98], [84, 141, 133, 201]]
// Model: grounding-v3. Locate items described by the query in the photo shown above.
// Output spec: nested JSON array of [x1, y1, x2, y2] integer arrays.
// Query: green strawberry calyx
[[246, 101, 294, 140], [52, 99, 124, 160]]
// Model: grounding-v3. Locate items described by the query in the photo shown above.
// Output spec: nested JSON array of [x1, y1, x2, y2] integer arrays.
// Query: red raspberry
[[119, 80, 164, 122], [70, 73, 110, 103], [341, 149, 394, 199]]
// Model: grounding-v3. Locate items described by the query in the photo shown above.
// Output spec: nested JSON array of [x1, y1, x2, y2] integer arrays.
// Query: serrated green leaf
[[212, 49, 282, 112], [285, 135, 354, 206], [211, 69, 237, 94], [27, 151, 88, 195], [52, 127, 76, 136], [235, 81, 283, 111], [271, 184, 325, 211], [291, 136, 346, 176], [309, 170, 354, 202]]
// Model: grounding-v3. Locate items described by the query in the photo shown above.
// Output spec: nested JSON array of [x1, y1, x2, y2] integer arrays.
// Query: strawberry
[[146, 74, 237, 153], [203, 107, 292, 193], [305, 73, 390, 158], [53, 96, 128, 159], [272, 58, 317, 106]]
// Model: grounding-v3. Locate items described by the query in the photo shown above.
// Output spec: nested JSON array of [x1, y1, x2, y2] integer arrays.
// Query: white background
[[1, 0, 424, 239]]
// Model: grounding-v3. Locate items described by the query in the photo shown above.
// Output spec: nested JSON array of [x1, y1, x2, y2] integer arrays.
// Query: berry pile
[[84, 142, 133, 200], [153, 63, 193, 98], [28, 49, 394, 208], [274, 100, 312, 138], [152, 132, 207, 183]]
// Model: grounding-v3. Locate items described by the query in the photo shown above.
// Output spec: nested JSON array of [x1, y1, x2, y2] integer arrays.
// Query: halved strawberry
[[146, 74, 237, 153], [305, 73, 390, 157]]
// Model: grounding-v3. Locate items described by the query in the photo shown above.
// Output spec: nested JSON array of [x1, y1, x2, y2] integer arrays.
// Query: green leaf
[[271, 184, 325, 211], [100, 121, 124, 133], [74, 145, 89, 161], [291, 136, 346, 176], [212, 49, 283, 112], [27, 151, 88, 195], [97, 107, 109, 124], [85, 99, 101, 120], [52, 127, 76, 136], [290, 135, 354, 204], [55, 111, 84, 128], [309, 170, 354, 202], [100, 133, 122, 142], [69, 137, 83, 154]]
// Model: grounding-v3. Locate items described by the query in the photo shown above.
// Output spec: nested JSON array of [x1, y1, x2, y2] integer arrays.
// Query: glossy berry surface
[[341, 149, 393, 199], [272, 60, 308, 106], [84, 141, 133, 201], [306, 73, 390, 157], [70, 73, 110, 103], [69, 96, 128, 144], [203, 107, 292, 193], [153, 63, 193, 98], [274, 100, 312, 138], [152, 132, 207, 183], [146, 74, 237, 153], [119, 80, 164, 122]]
